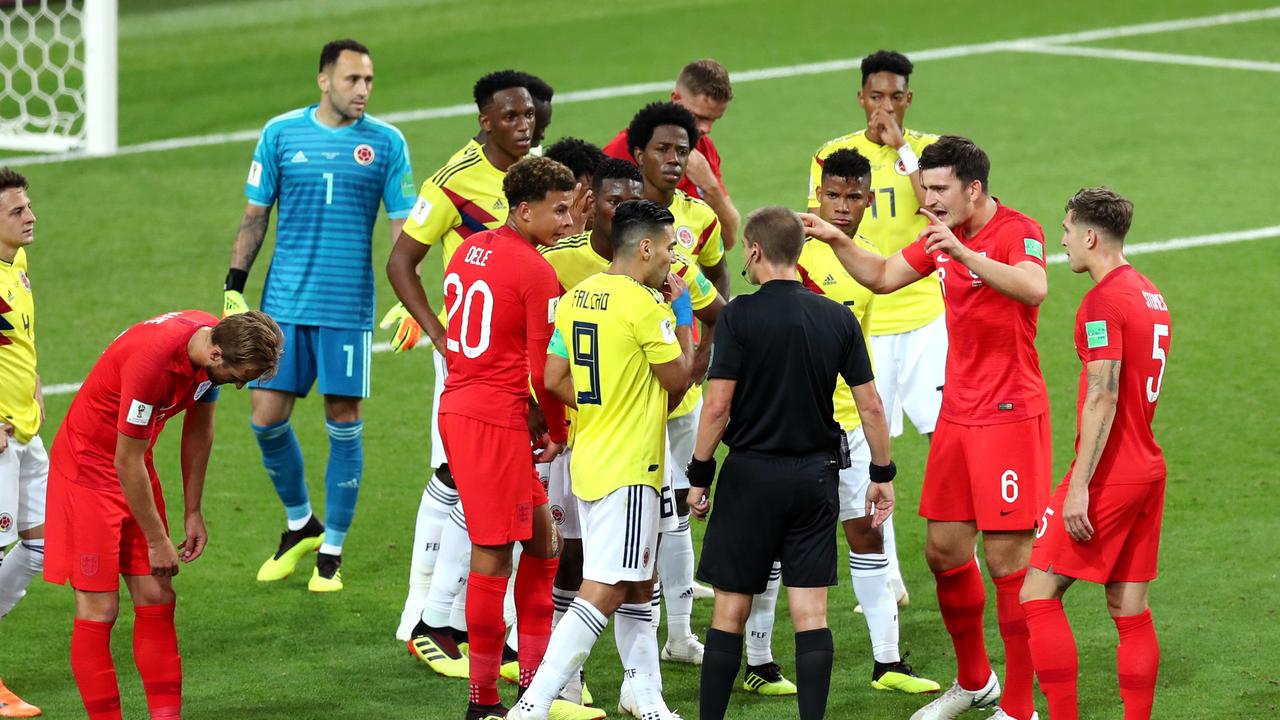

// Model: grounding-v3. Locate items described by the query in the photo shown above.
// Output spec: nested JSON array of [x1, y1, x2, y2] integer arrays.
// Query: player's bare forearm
[[852, 381, 892, 466], [114, 434, 169, 543], [693, 379, 733, 462], [230, 203, 272, 272], [799, 213, 917, 293], [545, 355, 576, 409], [964, 255, 1048, 306], [389, 217, 407, 246], [180, 402, 215, 515], [387, 232, 447, 345], [702, 258, 731, 299], [1070, 359, 1121, 490]]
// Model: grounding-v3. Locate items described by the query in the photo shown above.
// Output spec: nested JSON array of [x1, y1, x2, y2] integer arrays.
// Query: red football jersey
[[52, 310, 218, 493], [440, 226, 567, 442], [1070, 265, 1171, 485], [602, 128, 725, 200], [902, 203, 1049, 425]]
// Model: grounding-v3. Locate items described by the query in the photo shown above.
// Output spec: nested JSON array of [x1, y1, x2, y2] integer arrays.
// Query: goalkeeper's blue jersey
[[245, 104, 415, 330]]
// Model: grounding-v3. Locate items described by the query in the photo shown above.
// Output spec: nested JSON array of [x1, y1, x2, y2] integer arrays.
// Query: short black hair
[[0, 167, 28, 194], [744, 206, 804, 265], [520, 73, 555, 104], [820, 149, 871, 183], [611, 199, 675, 252], [503, 156, 577, 208], [626, 102, 700, 156], [474, 70, 531, 111], [860, 50, 913, 87], [592, 157, 642, 192], [920, 135, 990, 193], [544, 137, 605, 180], [319, 39, 369, 73]]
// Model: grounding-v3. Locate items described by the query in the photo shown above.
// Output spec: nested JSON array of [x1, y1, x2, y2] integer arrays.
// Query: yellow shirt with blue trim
[[0, 248, 39, 443], [808, 129, 942, 336]]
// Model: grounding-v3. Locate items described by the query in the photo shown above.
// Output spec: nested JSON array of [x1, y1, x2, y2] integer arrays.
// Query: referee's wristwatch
[[869, 460, 897, 483], [687, 456, 717, 489]]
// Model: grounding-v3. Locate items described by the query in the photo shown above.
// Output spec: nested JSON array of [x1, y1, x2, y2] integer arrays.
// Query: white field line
[[1011, 42, 1280, 73], [5, 6, 1280, 167], [39, 224, 1280, 398]]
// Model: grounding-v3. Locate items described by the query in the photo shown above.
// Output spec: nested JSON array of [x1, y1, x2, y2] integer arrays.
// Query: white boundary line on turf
[[5, 5, 1280, 167], [1011, 42, 1280, 73], [38, 223, 1280, 398]]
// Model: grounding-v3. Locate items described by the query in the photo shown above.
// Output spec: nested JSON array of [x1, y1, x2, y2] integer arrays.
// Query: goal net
[[0, 0, 116, 154]]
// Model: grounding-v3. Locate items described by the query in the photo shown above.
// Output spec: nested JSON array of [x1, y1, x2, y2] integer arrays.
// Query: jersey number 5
[[1146, 323, 1170, 402], [443, 273, 493, 358], [571, 321, 602, 405]]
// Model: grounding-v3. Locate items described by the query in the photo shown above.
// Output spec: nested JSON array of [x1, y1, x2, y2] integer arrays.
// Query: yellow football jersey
[[667, 190, 724, 270], [556, 272, 681, 500], [0, 248, 39, 443], [797, 236, 875, 432], [808, 129, 942, 336], [403, 140, 508, 273], [541, 233, 715, 419]]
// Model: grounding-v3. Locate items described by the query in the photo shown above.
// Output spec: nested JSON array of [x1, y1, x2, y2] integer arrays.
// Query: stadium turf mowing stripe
[[5, 5, 1279, 168], [1010, 42, 1280, 72]]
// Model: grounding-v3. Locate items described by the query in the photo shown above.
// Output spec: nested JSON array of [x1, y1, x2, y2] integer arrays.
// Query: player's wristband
[[869, 460, 897, 484], [224, 268, 248, 293], [686, 456, 717, 489], [896, 144, 919, 175], [672, 291, 694, 328]]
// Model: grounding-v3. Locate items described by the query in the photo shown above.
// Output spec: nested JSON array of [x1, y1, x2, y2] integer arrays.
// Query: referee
[[686, 206, 896, 720]]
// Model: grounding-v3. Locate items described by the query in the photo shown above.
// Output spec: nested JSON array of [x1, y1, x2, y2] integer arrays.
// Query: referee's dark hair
[[743, 206, 804, 265], [920, 135, 990, 193], [611, 199, 675, 252]]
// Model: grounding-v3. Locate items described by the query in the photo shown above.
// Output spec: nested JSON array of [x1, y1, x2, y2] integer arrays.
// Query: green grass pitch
[[4, 1, 1279, 718]]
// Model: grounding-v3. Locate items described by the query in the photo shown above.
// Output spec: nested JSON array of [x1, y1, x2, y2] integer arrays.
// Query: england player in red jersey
[[1021, 188, 1170, 720], [42, 310, 283, 720], [436, 156, 594, 720], [802, 136, 1049, 720]]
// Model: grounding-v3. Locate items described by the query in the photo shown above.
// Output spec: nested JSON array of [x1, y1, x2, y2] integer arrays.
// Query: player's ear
[[631, 146, 643, 166], [316, 72, 329, 94], [208, 344, 223, 366], [478, 112, 492, 134]]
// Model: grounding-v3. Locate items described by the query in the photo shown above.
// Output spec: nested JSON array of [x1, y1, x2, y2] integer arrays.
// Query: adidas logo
[[679, 588, 695, 599], [290, 150, 308, 163], [823, 273, 837, 286], [493, 198, 506, 210], [337, 477, 360, 489]]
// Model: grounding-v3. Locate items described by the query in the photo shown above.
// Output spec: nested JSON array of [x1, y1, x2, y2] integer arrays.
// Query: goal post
[[0, 0, 117, 155]]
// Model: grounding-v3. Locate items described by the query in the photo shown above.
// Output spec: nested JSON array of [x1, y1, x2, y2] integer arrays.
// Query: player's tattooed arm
[[230, 203, 272, 272], [1065, 358, 1122, 541]]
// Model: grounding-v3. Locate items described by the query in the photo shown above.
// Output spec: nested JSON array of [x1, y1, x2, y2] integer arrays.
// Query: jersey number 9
[[571, 321, 602, 405]]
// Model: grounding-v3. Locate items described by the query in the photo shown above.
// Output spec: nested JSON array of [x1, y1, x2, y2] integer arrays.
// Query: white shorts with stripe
[[578, 484, 660, 585], [836, 426, 875, 522], [0, 434, 48, 546], [547, 450, 581, 540], [429, 349, 448, 469], [869, 314, 947, 437]]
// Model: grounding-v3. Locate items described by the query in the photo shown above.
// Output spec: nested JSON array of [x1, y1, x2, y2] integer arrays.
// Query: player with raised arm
[[510, 200, 696, 720], [43, 311, 283, 720], [225, 39, 415, 592], [1021, 189, 1170, 720], [798, 150, 939, 696], [605, 59, 742, 252], [386, 70, 538, 648], [802, 136, 1049, 720], [808, 50, 943, 606], [0, 168, 45, 718]]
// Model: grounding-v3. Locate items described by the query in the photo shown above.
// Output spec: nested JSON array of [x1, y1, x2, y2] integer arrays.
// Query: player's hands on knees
[[1063, 486, 1094, 542], [379, 302, 423, 353], [688, 487, 711, 520], [798, 213, 846, 246], [865, 481, 895, 528], [148, 537, 181, 577], [179, 511, 208, 563], [0, 423, 11, 454]]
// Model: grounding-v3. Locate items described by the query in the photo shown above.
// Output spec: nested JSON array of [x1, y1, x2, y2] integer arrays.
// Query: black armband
[[686, 456, 717, 489], [224, 268, 249, 293], [869, 460, 896, 484]]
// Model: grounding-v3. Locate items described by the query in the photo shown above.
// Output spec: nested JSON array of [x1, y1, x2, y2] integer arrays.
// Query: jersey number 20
[[443, 273, 493, 358]]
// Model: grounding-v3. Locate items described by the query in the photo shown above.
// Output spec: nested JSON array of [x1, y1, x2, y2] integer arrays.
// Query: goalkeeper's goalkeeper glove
[[379, 302, 422, 353], [223, 269, 250, 317]]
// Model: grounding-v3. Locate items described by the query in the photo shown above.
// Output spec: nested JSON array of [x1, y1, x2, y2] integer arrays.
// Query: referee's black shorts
[[696, 450, 840, 595]]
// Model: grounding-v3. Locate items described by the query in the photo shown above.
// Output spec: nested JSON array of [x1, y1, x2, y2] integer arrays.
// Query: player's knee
[[18, 524, 44, 540], [843, 518, 883, 554], [674, 488, 690, 516], [711, 594, 752, 632], [75, 593, 120, 624], [924, 541, 967, 573], [434, 464, 456, 489], [323, 396, 361, 423]]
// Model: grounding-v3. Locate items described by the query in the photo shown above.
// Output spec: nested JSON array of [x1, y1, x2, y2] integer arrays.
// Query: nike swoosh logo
[[1000, 509, 1016, 516]]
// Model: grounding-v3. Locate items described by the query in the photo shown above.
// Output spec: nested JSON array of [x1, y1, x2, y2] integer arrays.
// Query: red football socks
[[466, 571, 508, 706], [1114, 609, 1159, 720], [933, 557, 992, 691], [134, 603, 182, 719], [71, 618, 121, 720], [993, 568, 1034, 720], [1023, 598, 1078, 720], [514, 553, 558, 687]]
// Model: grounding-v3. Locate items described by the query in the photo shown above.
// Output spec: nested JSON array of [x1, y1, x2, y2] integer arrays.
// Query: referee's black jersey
[[708, 279, 874, 455]]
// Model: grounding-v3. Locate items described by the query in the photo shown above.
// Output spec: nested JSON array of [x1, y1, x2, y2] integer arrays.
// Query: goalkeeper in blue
[[223, 39, 415, 592]]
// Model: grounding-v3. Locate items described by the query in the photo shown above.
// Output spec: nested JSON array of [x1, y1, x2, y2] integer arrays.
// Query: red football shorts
[[1031, 479, 1165, 584], [439, 412, 547, 546], [919, 413, 1052, 531], [43, 468, 168, 592]]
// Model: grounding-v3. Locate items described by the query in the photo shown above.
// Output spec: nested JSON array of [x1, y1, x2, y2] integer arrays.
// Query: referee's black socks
[[795, 627, 834, 720], [699, 628, 743, 720]]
